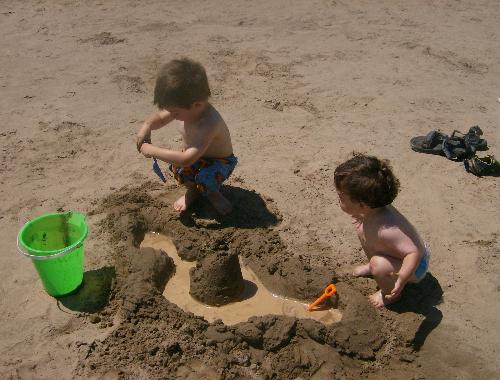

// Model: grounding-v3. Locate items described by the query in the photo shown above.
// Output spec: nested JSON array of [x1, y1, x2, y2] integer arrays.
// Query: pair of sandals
[[411, 126, 499, 176], [410, 126, 488, 161]]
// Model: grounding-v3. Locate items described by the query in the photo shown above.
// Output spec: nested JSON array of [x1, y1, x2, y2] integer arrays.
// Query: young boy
[[334, 154, 429, 308], [136, 58, 237, 215]]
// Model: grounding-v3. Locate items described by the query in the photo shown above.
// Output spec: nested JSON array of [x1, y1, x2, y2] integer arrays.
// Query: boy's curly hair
[[334, 153, 400, 208], [154, 58, 211, 109]]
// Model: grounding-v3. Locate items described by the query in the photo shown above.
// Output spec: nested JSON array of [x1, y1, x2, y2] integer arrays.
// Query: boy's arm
[[136, 110, 175, 151], [140, 122, 218, 167]]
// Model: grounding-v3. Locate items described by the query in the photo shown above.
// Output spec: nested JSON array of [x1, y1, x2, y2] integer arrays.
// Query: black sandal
[[443, 125, 488, 161], [442, 135, 471, 161], [464, 155, 500, 177], [410, 131, 447, 155], [451, 126, 488, 152]]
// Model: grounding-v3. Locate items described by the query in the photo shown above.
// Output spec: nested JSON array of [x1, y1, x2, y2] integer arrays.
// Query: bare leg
[[173, 183, 200, 212], [207, 191, 233, 215], [367, 255, 401, 308], [352, 263, 371, 277]]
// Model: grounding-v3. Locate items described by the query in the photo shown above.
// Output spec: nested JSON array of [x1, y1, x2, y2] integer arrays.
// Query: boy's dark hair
[[154, 58, 211, 109], [334, 153, 400, 208]]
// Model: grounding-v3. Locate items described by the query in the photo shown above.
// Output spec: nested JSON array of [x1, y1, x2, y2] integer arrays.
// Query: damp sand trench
[[141, 232, 342, 326]]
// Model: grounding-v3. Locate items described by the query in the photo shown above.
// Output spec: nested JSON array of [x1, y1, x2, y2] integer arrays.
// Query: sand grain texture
[[1, 0, 499, 379]]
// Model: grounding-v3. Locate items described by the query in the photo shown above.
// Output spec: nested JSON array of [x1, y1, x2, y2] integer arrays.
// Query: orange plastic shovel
[[307, 284, 337, 311]]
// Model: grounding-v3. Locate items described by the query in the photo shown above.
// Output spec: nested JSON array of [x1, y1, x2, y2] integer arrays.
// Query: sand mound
[[190, 251, 245, 306]]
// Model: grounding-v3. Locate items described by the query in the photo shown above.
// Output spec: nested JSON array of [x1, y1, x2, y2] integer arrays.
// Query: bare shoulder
[[196, 104, 233, 157], [376, 206, 422, 253], [200, 104, 226, 132], [377, 223, 405, 241], [374, 207, 408, 240]]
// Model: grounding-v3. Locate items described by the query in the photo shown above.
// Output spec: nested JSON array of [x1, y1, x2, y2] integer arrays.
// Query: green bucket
[[17, 212, 88, 297]]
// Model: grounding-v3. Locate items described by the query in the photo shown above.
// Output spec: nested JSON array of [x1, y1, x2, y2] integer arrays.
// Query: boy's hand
[[136, 127, 151, 152], [136, 110, 174, 151], [140, 143, 154, 158]]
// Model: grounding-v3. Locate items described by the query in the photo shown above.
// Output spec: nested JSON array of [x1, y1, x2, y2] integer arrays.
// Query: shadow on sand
[[388, 273, 443, 350], [179, 185, 280, 229], [57, 266, 115, 313]]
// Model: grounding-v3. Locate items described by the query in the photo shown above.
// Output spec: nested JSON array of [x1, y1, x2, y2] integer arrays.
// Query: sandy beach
[[1, 1, 499, 378]]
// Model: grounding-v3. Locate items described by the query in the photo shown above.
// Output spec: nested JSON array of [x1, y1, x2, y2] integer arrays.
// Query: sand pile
[[190, 252, 245, 306]]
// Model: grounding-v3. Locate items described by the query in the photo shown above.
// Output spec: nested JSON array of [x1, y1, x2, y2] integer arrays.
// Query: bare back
[[181, 104, 233, 159], [354, 205, 426, 261]]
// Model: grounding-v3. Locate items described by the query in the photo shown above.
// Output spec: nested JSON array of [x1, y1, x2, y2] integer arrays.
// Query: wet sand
[[141, 232, 342, 325]]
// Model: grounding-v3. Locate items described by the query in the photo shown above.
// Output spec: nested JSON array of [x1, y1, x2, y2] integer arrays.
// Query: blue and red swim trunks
[[169, 154, 238, 195]]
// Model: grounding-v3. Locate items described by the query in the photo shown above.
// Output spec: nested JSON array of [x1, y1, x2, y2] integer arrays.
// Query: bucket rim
[[17, 211, 88, 260]]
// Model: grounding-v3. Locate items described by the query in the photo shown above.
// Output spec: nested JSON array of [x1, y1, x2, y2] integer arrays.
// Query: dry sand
[[1, 0, 499, 379]]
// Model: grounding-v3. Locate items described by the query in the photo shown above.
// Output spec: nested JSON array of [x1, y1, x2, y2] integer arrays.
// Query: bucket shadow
[[387, 273, 443, 350], [57, 266, 115, 313], [179, 185, 280, 229]]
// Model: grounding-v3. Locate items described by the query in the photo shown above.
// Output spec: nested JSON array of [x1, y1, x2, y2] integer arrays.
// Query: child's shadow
[[388, 273, 443, 350], [179, 185, 280, 229]]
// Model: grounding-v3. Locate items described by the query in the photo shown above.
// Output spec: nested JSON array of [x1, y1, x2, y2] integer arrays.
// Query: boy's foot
[[352, 264, 371, 277], [173, 188, 200, 212], [368, 290, 400, 309], [207, 191, 232, 215]]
